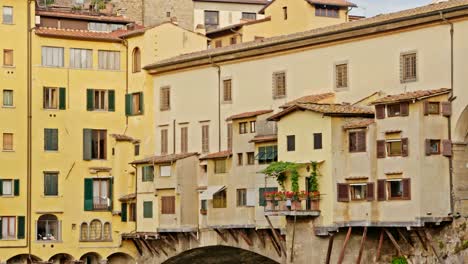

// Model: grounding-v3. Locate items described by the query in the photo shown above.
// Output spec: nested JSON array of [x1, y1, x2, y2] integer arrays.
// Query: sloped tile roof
[[369, 88, 451, 105], [130, 153, 198, 165], [199, 150, 232, 160], [268, 103, 374, 120], [306, 0, 356, 8], [35, 27, 129, 42], [249, 135, 278, 143], [226, 109, 273, 121], [118, 193, 136, 202], [280, 92, 335, 108], [342, 119, 375, 129], [110, 134, 139, 142], [193, 0, 268, 4], [36, 10, 133, 23]]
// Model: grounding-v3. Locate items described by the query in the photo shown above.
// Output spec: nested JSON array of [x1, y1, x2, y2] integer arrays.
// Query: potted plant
[[291, 192, 302, 211], [309, 191, 320, 211], [276, 191, 287, 210], [308, 161, 320, 211], [264, 192, 275, 211], [200, 208, 207, 215]]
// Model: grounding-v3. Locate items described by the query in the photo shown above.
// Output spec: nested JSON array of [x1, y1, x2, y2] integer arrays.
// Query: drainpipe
[[173, 119, 176, 154], [209, 55, 222, 152], [131, 164, 138, 232], [122, 38, 129, 126], [27, 0, 34, 259], [440, 11, 455, 214]]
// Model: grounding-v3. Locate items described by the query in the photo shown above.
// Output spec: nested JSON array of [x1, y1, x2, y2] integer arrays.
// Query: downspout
[[27, 0, 34, 258], [209, 55, 222, 152], [131, 164, 138, 232], [173, 119, 176, 154], [122, 38, 129, 126], [440, 11, 455, 214]]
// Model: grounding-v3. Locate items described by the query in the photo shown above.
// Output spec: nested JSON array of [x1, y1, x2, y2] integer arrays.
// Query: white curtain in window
[[2, 180, 12, 195]]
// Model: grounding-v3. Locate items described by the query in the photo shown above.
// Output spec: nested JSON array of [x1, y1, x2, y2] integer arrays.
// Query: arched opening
[[80, 252, 102, 264], [49, 253, 74, 264], [132, 47, 141, 73], [80, 222, 88, 241], [103, 222, 111, 240], [454, 105, 468, 142], [7, 254, 42, 264], [89, 219, 102, 240], [107, 253, 135, 264], [37, 214, 59, 241], [163, 246, 279, 264]]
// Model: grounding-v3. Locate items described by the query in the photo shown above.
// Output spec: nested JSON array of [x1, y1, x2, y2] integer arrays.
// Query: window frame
[[2, 89, 13, 107], [3, 49, 13, 67], [387, 103, 402, 117], [272, 71, 286, 99], [213, 189, 227, 208], [387, 179, 404, 200], [315, 4, 340, 18], [349, 184, 367, 201], [334, 62, 348, 89], [2, 6, 13, 24], [349, 130, 366, 153], [36, 214, 60, 241], [287, 135, 295, 152], [427, 102, 440, 115], [236, 188, 247, 207], [143, 201, 153, 218], [1, 216, 16, 239], [98, 50, 120, 71], [160, 86, 170, 111], [223, 79, 232, 102], [132, 47, 141, 73], [92, 89, 108, 111], [69, 48, 92, 69], [239, 122, 248, 134], [1, 179, 13, 196], [400, 51, 417, 83], [241, 12, 256, 20], [429, 139, 441, 155], [92, 179, 110, 210], [204, 10, 219, 28], [250, 121, 256, 133], [142, 165, 154, 182], [237, 153, 243, 166], [41, 46, 64, 68], [247, 152, 255, 165], [214, 159, 226, 174], [313, 133, 322, 150], [43, 172, 59, 196], [3, 133, 13, 151], [159, 165, 172, 177], [91, 129, 107, 160], [386, 139, 403, 157], [43, 87, 59, 110]]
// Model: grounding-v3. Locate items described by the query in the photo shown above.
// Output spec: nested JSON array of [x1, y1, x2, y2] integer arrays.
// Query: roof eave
[[35, 32, 122, 43]]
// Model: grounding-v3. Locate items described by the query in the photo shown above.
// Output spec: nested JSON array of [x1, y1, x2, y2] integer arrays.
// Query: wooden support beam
[[153, 241, 168, 257], [265, 215, 287, 257], [141, 238, 159, 257], [189, 232, 199, 242], [337, 227, 352, 264], [356, 226, 368, 264], [161, 237, 177, 252], [131, 238, 143, 256], [290, 214, 297, 263], [375, 229, 384, 262], [256, 229, 266, 248], [384, 228, 402, 256], [424, 229, 442, 263], [238, 229, 253, 247], [167, 233, 179, 244], [265, 229, 282, 257], [325, 233, 334, 264], [397, 228, 414, 249], [415, 230, 428, 251], [214, 229, 228, 242], [227, 229, 239, 243]]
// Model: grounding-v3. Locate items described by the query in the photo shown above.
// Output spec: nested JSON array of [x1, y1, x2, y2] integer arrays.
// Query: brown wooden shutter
[[423, 101, 429, 116], [227, 123, 232, 150], [425, 139, 432, 156], [442, 139, 452, 157], [402, 179, 411, 200], [377, 140, 386, 158], [400, 102, 409, 116], [161, 196, 175, 214], [181, 127, 188, 153], [202, 125, 209, 153], [375, 105, 385, 119], [357, 131, 366, 152], [337, 183, 349, 202], [367, 182, 375, 201], [401, 138, 409, 157], [161, 129, 168, 155], [441, 102, 452, 117], [377, 180, 386, 201]]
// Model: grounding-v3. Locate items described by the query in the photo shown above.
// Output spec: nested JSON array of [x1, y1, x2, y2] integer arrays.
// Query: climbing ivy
[[262, 161, 299, 192], [308, 161, 319, 193]]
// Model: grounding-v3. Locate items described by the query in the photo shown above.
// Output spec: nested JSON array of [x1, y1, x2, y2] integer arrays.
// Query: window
[[236, 189, 247, 206], [204, 11, 219, 29], [388, 180, 403, 199], [134, 144, 140, 156], [3, 90, 13, 107], [247, 152, 255, 165], [386, 140, 402, 156], [259, 187, 277, 206], [3, 7, 13, 24], [387, 104, 401, 117], [315, 5, 339, 17], [3, 49, 13, 66], [160, 165, 171, 177], [239, 122, 248, 134], [143, 201, 153, 218], [287, 135, 295, 151], [1, 179, 13, 196], [142, 166, 154, 182], [181, 127, 188, 153], [160, 129, 168, 155], [283, 7, 288, 20], [125, 92, 143, 115], [44, 87, 58, 109], [258, 146, 278, 164], [273, 71, 286, 98], [427, 102, 440, 115], [1, 216, 15, 239], [349, 130, 366, 152], [80, 223, 88, 241], [237, 153, 243, 166], [132, 47, 141, 73], [313, 133, 322, 149], [84, 129, 106, 160], [161, 196, 175, 214], [37, 214, 59, 241], [89, 220, 102, 240], [3, 133, 13, 151], [213, 189, 226, 208], [202, 125, 209, 153], [91, 89, 111, 111], [378, 179, 410, 200], [103, 222, 111, 240], [160, 86, 170, 111], [69, 48, 92, 69], [44, 172, 58, 196], [227, 123, 233, 150], [223, 79, 232, 102], [230, 37, 237, 45], [335, 63, 348, 89], [214, 159, 226, 174], [401, 52, 417, 83], [242, 12, 256, 20], [92, 179, 110, 210], [129, 203, 136, 221], [41, 47, 64, 67], [350, 184, 367, 200], [44, 128, 58, 151], [98, 50, 120, 70], [250, 121, 256, 133], [426, 139, 441, 155], [215, 40, 222, 48]]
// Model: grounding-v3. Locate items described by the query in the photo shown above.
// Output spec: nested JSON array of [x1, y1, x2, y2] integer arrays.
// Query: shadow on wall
[[162, 245, 279, 264]]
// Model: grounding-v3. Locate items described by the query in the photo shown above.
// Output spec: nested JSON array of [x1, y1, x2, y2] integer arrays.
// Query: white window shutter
[[246, 188, 256, 206]]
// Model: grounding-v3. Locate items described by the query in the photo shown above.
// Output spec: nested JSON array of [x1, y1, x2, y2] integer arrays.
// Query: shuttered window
[[377, 140, 386, 158], [2, 89, 13, 107], [0, 179, 14, 196], [272, 71, 286, 98], [161, 196, 175, 214], [161, 129, 168, 155], [236, 189, 247, 206], [385, 138, 408, 157], [287, 135, 295, 151], [44, 128, 58, 151], [335, 63, 348, 89], [313, 133, 322, 149], [132, 47, 141, 73], [387, 179, 411, 200], [2, 6, 13, 24], [214, 159, 226, 174], [377, 180, 386, 201], [1, 216, 15, 239], [83, 129, 107, 160], [44, 172, 58, 196], [202, 125, 209, 153], [3, 49, 13, 66], [227, 123, 232, 150], [125, 92, 143, 115], [160, 86, 170, 111], [350, 184, 366, 200], [213, 189, 227, 208], [442, 140, 452, 157], [337, 183, 349, 202], [42, 46, 64, 67], [424, 101, 440, 115], [70, 48, 92, 69], [425, 139, 441, 155], [375, 105, 385, 119], [367, 183, 375, 201], [143, 201, 153, 218], [258, 146, 278, 164], [3, 133, 13, 151], [181, 127, 188, 153], [239, 122, 248, 134], [349, 130, 366, 152], [86, 89, 114, 111], [223, 79, 232, 102], [441, 102, 452, 117], [121, 203, 127, 222], [98, 50, 120, 70], [400, 52, 417, 83], [142, 166, 154, 182]]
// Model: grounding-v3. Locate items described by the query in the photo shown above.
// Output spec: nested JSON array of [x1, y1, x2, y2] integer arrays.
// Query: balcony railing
[[263, 198, 321, 217], [93, 196, 109, 210]]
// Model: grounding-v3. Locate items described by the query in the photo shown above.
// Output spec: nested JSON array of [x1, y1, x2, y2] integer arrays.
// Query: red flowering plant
[[275, 191, 286, 200], [285, 191, 294, 200], [264, 191, 276, 200], [297, 191, 309, 200]]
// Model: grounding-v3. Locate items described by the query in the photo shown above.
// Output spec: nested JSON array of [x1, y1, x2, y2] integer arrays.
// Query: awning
[[200, 185, 225, 200]]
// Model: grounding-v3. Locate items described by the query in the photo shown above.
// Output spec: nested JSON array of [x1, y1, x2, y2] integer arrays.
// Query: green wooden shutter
[[14, 179, 19, 196], [125, 94, 132, 116], [44, 129, 50, 151], [143, 201, 153, 218], [17, 216, 25, 239], [86, 89, 94, 111], [121, 203, 128, 222], [44, 129, 58, 151], [59, 87, 66, 110], [83, 129, 92, 160], [0, 179, 3, 195], [84, 178, 93, 211], [108, 90, 115, 112], [108, 178, 113, 211], [139, 92, 144, 114]]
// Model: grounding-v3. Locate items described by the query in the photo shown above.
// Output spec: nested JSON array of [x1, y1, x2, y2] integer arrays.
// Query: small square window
[[388, 180, 403, 199], [428, 102, 440, 114], [214, 159, 226, 174], [429, 140, 440, 154], [350, 184, 367, 200], [1, 179, 13, 196], [387, 104, 401, 117], [239, 122, 248, 134], [213, 189, 227, 208], [386, 140, 402, 156], [247, 152, 255, 165]]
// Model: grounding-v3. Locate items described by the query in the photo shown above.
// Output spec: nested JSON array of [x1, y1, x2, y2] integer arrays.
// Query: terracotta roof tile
[[35, 27, 130, 42], [119, 193, 136, 202], [268, 103, 374, 121], [370, 88, 451, 105], [130, 152, 198, 165], [280, 92, 335, 108], [193, 0, 268, 4], [249, 135, 278, 143], [36, 10, 133, 23], [206, 17, 271, 36], [306, 0, 357, 8], [110, 134, 139, 143], [199, 150, 232, 160], [342, 119, 375, 129], [226, 109, 273, 121]]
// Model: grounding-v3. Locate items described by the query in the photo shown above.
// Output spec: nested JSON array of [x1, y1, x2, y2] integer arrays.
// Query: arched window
[[89, 219, 102, 240], [103, 222, 111, 240], [132, 47, 141, 73], [80, 222, 88, 241], [37, 214, 59, 241]]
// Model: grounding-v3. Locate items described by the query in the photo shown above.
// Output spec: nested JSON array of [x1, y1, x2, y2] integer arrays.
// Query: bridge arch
[[48, 253, 74, 264], [106, 252, 135, 264], [6, 254, 42, 264], [162, 245, 279, 264], [79, 252, 102, 264], [454, 105, 468, 142]]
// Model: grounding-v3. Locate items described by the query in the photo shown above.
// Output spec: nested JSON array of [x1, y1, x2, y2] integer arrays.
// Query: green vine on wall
[[262, 161, 299, 192], [309, 161, 320, 193]]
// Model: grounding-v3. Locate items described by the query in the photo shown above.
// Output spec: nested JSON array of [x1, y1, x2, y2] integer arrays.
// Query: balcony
[[93, 196, 109, 210], [262, 192, 321, 217]]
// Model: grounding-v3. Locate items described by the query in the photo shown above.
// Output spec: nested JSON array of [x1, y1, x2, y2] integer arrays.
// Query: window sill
[[2, 105, 15, 109], [0, 238, 18, 241], [222, 101, 232, 104], [40, 65, 65, 69], [401, 79, 417, 84], [35, 240, 62, 243], [42, 108, 59, 111], [273, 96, 286, 100], [3, 65, 15, 68], [334, 87, 349, 91], [80, 239, 113, 242], [42, 195, 60, 198], [2, 150, 14, 152], [44, 150, 59, 153]]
